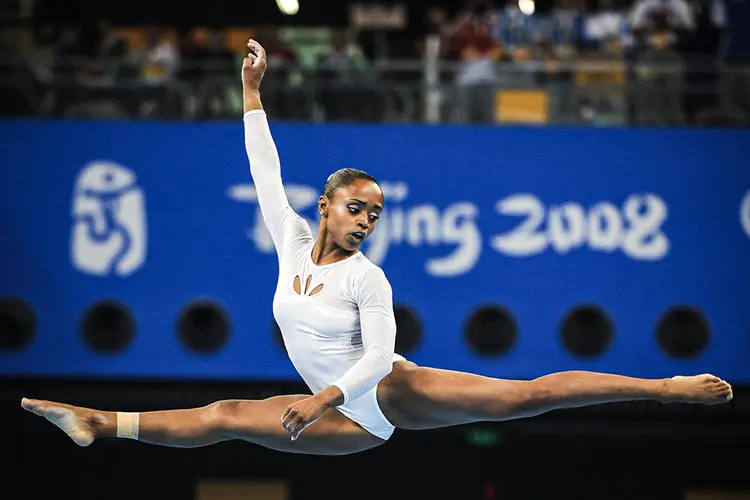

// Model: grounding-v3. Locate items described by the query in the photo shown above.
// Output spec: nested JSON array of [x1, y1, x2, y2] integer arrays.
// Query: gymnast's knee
[[477, 379, 548, 420], [515, 378, 555, 412], [204, 399, 262, 437]]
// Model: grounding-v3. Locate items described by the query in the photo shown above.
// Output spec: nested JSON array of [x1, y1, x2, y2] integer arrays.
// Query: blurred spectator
[[629, 0, 695, 124], [181, 28, 235, 80], [182, 28, 241, 120], [547, 0, 585, 60], [264, 30, 300, 67], [680, 0, 724, 123], [52, 22, 128, 82], [573, 0, 631, 124], [84, 22, 129, 81], [420, 6, 453, 59], [317, 29, 374, 122], [130, 27, 182, 118], [713, 0, 750, 123], [54, 21, 127, 60], [45, 22, 131, 118], [0, 29, 39, 116], [582, 0, 632, 57], [132, 27, 180, 84], [630, 0, 695, 45], [318, 29, 369, 78], [449, 0, 504, 123], [536, 0, 585, 123], [494, 0, 539, 61]]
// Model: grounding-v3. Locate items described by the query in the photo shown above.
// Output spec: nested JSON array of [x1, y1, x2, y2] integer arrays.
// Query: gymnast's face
[[320, 179, 384, 252]]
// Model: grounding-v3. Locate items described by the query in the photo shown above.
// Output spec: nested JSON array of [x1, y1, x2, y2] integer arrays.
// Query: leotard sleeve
[[243, 109, 293, 252], [331, 267, 397, 405]]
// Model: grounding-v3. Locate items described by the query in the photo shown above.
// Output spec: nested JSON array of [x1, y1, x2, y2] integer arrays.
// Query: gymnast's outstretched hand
[[280, 386, 345, 440]]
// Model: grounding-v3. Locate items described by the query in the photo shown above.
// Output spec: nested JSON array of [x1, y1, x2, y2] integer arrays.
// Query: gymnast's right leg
[[20, 395, 385, 456]]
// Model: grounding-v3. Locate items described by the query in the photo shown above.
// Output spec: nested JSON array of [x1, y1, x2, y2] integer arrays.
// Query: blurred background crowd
[[0, 0, 747, 126]]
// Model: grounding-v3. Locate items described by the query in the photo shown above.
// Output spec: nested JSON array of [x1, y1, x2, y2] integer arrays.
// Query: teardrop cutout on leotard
[[293, 275, 301, 295], [309, 283, 324, 297], [304, 275, 313, 294]]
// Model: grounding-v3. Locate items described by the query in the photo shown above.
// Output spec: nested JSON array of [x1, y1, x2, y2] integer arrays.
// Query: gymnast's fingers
[[247, 39, 266, 66], [248, 39, 265, 56], [281, 404, 295, 422], [291, 424, 306, 441], [281, 408, 296, 429], [286, 416, 303, 437]]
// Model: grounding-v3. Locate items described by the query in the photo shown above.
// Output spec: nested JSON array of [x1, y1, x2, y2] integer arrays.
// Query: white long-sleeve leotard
[[243, 110, 403, 439]]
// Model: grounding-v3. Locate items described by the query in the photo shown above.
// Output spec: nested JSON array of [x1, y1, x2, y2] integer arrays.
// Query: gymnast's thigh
[[216, 395, 387, 456]]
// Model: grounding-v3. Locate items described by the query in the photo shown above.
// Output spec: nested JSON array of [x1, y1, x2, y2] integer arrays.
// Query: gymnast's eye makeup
[[348, 205, 379, 223]]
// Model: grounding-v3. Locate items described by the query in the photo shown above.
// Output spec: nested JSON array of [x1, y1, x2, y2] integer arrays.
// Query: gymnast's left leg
[[20, 395, 385, 455], [378, 362, 734, 430]]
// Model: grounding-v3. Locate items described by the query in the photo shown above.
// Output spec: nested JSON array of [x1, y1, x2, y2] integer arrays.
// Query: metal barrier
[[0, 54, 747, 125]]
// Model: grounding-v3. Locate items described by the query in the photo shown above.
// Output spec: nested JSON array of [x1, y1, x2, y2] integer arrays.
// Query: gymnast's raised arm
[[242, 39, 291, 252]]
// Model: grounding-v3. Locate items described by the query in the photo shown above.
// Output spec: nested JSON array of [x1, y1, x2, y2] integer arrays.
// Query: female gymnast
[[22, 39, 733, 456]]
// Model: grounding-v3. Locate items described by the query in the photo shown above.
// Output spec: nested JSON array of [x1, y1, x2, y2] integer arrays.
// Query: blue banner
[[1, 120, 749, 382]]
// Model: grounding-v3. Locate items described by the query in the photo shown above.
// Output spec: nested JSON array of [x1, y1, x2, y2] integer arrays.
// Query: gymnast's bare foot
[[666, 374, 733, 404], [21, 398, 109, 447]]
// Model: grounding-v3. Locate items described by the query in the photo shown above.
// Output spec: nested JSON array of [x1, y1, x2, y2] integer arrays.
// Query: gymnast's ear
[[318, 195, 328, 217]]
